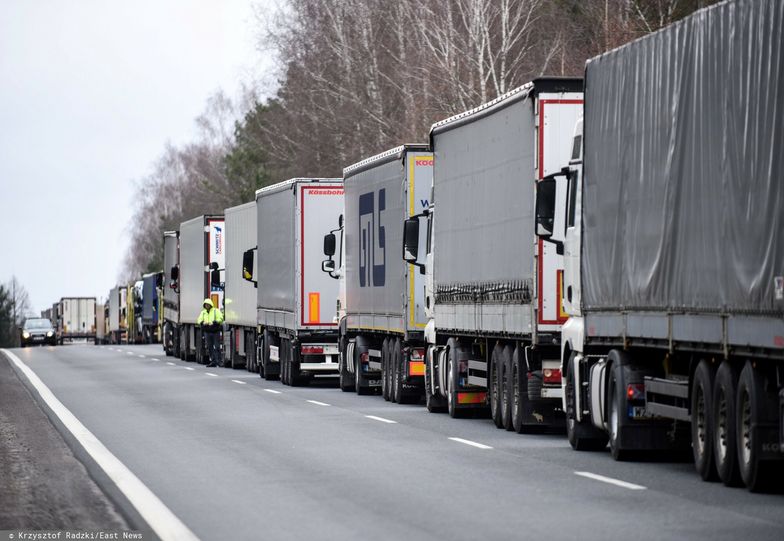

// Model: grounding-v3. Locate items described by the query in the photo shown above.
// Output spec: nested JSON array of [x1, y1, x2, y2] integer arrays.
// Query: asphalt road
[[4, 343, 784, 540]]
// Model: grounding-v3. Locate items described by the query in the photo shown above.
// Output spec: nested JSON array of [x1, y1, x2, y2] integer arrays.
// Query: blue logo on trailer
[[214, 226, 223, 254], [358, 189, 385, 287]]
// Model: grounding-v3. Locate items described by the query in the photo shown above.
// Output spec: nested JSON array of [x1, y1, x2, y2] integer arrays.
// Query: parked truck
[[322, 145, 432, 401], [224, 201, 258, 370], [403, 78, 583, 430], [179, 215, 225, 363], [534, 0, 784, 491], [107, 286, 127, 344], [244, 178, 343, 384], [57, 297, 97, 344], [96, 299, 106, 345], [141, 272, 162, 343], [162, 230, 180, 356]]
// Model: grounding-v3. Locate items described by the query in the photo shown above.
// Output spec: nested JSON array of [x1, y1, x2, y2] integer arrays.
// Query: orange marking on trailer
[[457, 392, 487, 405], [309, 293, 320, 323], [408, 361, 425, 376]]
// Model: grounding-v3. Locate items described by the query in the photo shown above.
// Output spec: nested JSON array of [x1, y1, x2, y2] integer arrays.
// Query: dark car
[[21, 318, 57, 347]]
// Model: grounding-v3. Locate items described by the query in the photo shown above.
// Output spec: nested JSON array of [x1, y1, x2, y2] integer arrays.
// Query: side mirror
[[535, 177, 556, 239], [170, 265, 179, 281], [242, 249, 255, 282], [209, 262, 219, 271], [402, 217, 419, 263], [323, 233, 336, 257], [322, 260, 336, 273], [338, 214, 344, 228]]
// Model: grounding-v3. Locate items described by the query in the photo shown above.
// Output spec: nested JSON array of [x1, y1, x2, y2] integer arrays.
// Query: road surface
[[3, 344, 783, 540]]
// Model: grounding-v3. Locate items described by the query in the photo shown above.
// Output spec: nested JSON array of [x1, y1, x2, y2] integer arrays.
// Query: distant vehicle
[[107, 285, 127, 344], [141, 272, 163, 343], [224, 202, 257, 370], [20, 317, 57, 347], [162, 230, 180, 356], [57, 297, 97, 344]]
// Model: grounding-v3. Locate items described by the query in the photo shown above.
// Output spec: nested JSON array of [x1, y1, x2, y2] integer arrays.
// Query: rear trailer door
[[406, 151, 433, 331], [207, 218, 226, 311], [535, 93, 582, 332], [297, 183, 344, 329]]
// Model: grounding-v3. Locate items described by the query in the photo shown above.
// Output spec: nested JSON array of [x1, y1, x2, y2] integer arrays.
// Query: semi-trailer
[[107, 285, 126, 344], [224, 201, 258, 370], [322, 145, 432, 401], [57, 297, 97, 344], [141, 271, 162, 343], [403, 78, 583, 429], [534, 0, 784, 491], [244, 178, 344, 384], [162, 230, 180, 356], [96, 299, 106, 345], [178, 215, 225, 363]]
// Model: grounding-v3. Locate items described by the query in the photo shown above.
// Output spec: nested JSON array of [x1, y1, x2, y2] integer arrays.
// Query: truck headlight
[[22, 331, 30, 339], [47, 331, 54, 337]]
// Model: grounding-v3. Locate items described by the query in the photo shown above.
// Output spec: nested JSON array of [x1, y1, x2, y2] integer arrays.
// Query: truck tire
[[446, 339, 465, 419], [355, 342, 372, 395], [425, 349, 447, 413], [564, 353, 608, 450], [489, 343, 504, 428], [339, 337, 354, 392], [382, 338, 391, 401], [736, 362, 779, 492], [261, 330, 279, 381], [501, 345, 514, 430], [691, 360, 718, 481], [393, 339, 402, 404], [608, 360, 631, 461], [713, 360, 742, 486]]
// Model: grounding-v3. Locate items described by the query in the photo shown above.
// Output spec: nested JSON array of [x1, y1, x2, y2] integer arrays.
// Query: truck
[[322, 145, 432, 401], [402, 78, 583, 430], [95, 300, 106, 345], [533, 0, 784, 491], [107, 286, 127, 344], [141, 272, 163, 343], [244, 178, 343, 384], [162, 230, 180, 356], [57, 297, 97, 344], [178, 215, 225, 363], [224, 201, 258, 370]]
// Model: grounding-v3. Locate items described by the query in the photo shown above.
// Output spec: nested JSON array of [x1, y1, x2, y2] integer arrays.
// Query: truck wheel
[[691, 360, 718, 481], [564, 353, 608, 450], [489, 343, 504, 428], [501, 345, 514, 430], [736, 362, 779, 492], [339, 337, 354, 392], [425, 349, 447, 413], [393, 339, 402, 403], [608, 361, 631, 461], [289, 341, 305, 387], [713, 360, 742, 486], [355, 344, 372, 395], [262, 330, 279, 381], [446, 339, 465, 419], [382, 339, 391, 401]]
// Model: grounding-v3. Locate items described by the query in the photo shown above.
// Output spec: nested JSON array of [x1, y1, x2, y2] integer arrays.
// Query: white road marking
[[166, 362, 176, 366], [307, 400, 330, 407], [231, 380, 247, 385], [151, 358, 160, 362], [138, 354, 146, 358], [264, 389, 282, 394], [184, 367, 195, 371], [1, 349, 199, 541], [448, 437, 493, 450], [205, 373, 218, 377], [365, 415, 397, 424], [574, 471, 646, 490], [127, 352, 134, 356]]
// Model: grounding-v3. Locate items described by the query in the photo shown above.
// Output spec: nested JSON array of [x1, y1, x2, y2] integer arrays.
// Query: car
[[21, 318, 57, 347]]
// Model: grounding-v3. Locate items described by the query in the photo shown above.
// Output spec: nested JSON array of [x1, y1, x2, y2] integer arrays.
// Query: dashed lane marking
[[205, 373, 218, 377], [448, 437, 492, 450], [574, 471, 646, 490], [231, 380, 247, 385], [184, 367, 195, 371], [264, 389, 282, 394], [365, 415, 397, 424], [166, 362, 176, 366], [306, 400, 330, 407]]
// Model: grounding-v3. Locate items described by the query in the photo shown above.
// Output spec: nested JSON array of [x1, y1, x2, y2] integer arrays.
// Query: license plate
[[629, 406, 646, 419], [368, 380, 382, 387], [33, 336, 44, 341]]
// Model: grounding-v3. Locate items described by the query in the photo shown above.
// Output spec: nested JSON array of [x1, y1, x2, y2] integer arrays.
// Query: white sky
[[1, 0, 273, 314]]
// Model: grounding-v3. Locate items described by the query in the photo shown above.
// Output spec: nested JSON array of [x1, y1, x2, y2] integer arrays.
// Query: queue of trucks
[[36, 0, 782, 492]]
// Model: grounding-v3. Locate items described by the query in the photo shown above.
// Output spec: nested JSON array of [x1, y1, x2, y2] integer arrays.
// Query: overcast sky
[[1, 0, 272, 314]]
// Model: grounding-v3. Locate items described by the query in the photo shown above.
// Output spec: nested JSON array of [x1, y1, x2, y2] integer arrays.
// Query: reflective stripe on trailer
[[457, 392, 487, 405]]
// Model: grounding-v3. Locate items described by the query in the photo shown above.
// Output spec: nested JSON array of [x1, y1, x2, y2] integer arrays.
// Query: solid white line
[[184, 367, 195, 371], [166, 362, 176, 366], [306, 400, 330, 407], [365, 415, 397, 424], [231, 380, 247, 385], [1, 349, 199, 541], [448, 437, 493, 450], [205, 373, 218, 377], [574, 471, 647, 490], [264, 389, 282, 394]]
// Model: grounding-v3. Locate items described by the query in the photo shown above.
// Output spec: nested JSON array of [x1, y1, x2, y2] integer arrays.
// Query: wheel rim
[[513, 362, 520, 420], [501, 363, 509, 412], [610, 387, 619, 444], [739, 388, 752, 467], [447, 356, 454, 410], [716, 389, 729, 464], [694, 384, 707, 457], [490, 359, 497, 417], [566, 369, 576, 433]]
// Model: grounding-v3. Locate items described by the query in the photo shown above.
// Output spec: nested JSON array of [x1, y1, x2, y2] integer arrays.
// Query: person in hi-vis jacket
[[197, 298, 224, 367]]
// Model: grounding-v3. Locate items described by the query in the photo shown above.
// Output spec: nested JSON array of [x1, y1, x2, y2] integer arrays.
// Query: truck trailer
[[141, 271, 162, 343], [162, 230, 180, 356], [245, 178, 343, 384], [57, 297, 97, 344], [323, 145, 432, 401], [534, 0, 784, 491], [224, 201, 258, 370], [178, 215, 225, 363], [107, 286, 126, 344], [403, 78, 583, 430]]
